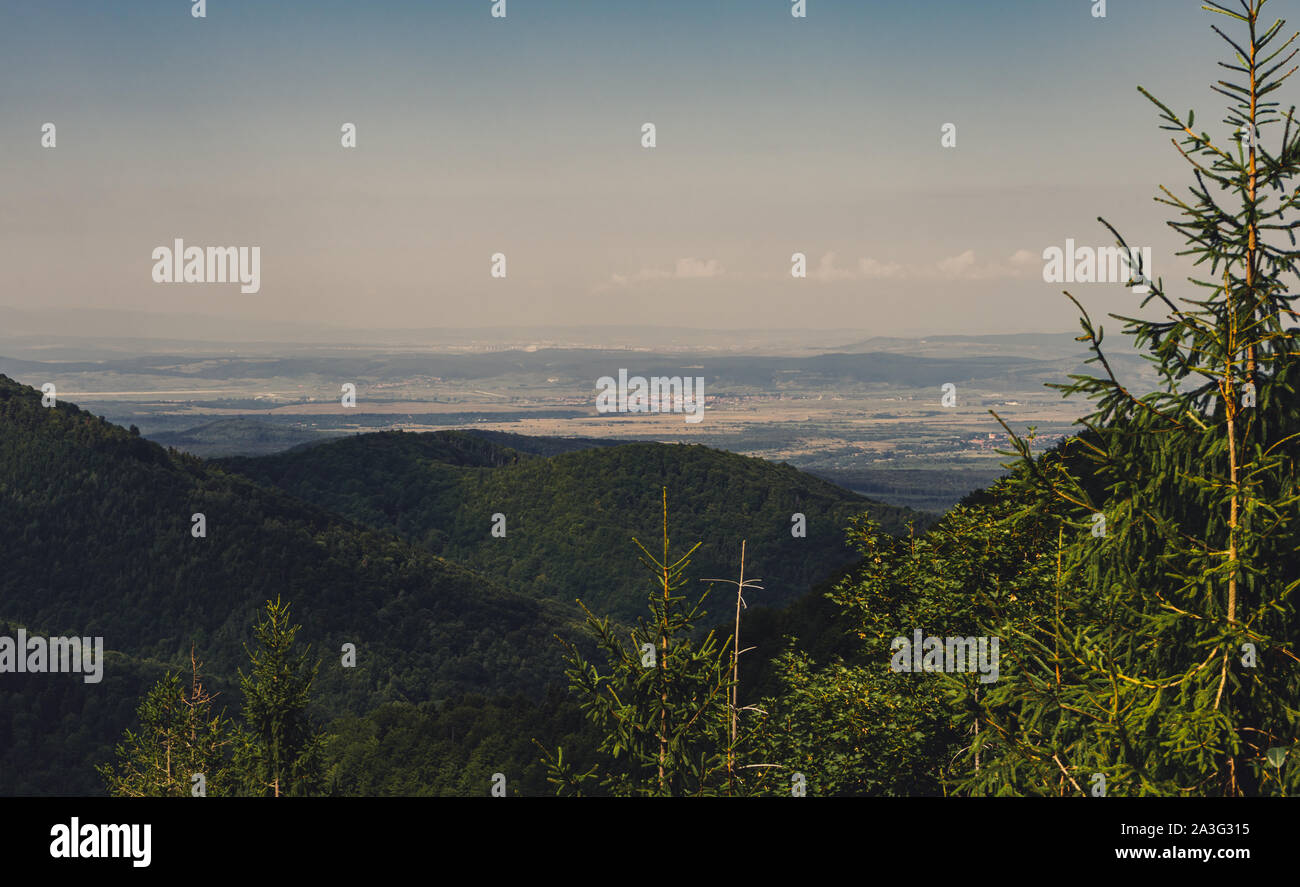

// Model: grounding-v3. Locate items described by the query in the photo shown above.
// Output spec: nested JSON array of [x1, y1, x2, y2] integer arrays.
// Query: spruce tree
[[97, 650, 234, 797], [964, 0, 1300, 796], [233, 597, 325, 797], [539, 488, 734, 796]]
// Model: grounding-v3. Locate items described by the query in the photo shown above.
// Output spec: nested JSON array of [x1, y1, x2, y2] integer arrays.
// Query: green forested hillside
[[0, 375, 586, 793], [0, 372, 921, 795], [322, 690, 604, 797], [220, 431, 925, 621], [0, 622, 180, 795]]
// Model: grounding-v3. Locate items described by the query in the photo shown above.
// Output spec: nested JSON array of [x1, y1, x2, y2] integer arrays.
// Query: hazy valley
[[0, 315, 1145, 513]]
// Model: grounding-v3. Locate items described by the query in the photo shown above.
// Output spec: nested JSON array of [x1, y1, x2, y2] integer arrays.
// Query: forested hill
[[219, 430, 927, 620], [0, 375, 586, 791]]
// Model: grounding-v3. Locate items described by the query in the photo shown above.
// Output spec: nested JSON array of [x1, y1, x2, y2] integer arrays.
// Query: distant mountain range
[[0, 304, 971, 351]]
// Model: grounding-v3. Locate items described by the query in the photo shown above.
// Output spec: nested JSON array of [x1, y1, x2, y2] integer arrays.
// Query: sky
[[0, 0, 1262, 339]]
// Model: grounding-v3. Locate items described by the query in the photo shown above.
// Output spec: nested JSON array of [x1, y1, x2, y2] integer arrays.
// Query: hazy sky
[[0, 0, 1259, 338]]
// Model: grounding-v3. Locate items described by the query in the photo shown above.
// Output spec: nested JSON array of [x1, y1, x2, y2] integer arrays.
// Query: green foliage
[[233, 598, 326, 797], [957, 1, 1300, 796], [744, 6, 1300, 796], [541, 490, 736, 796], [0, 615, 174, 795], [95, 658, 234, 797], [748, 487, 1057, 796], [220, 431, 924, 621], [0, 375, 584, 793], [96, 601, 326, 797], [321, 690, 602, 796]]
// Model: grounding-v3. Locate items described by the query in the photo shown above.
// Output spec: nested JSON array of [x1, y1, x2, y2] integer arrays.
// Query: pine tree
[[965, 0, 1300, 796], [97, 649, 234, 797], [233, 597, 325, 797], [539, 488, 734, 796]]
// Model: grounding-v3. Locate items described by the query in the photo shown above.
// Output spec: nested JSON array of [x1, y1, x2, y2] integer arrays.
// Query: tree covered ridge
[[0, 373, 590, 793], [219, 430, 927, 621]]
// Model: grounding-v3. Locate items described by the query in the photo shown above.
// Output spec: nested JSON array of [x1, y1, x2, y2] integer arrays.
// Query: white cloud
[[810, 252, 905, 281], [935, 248, 1041, 280], [858, 257, 907, 279], [937, 249, 978, 278], [1008, 248, 1038, 267]]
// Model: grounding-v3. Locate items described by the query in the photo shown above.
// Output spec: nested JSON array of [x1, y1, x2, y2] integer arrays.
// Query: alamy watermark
[[890, 630, 999, 683], [595, 369, 705, 424], [0, 629, 104, 683], [1042, 239, 1152, 294], [152, 239, 261, 294], [50, 818, 150, 867]]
